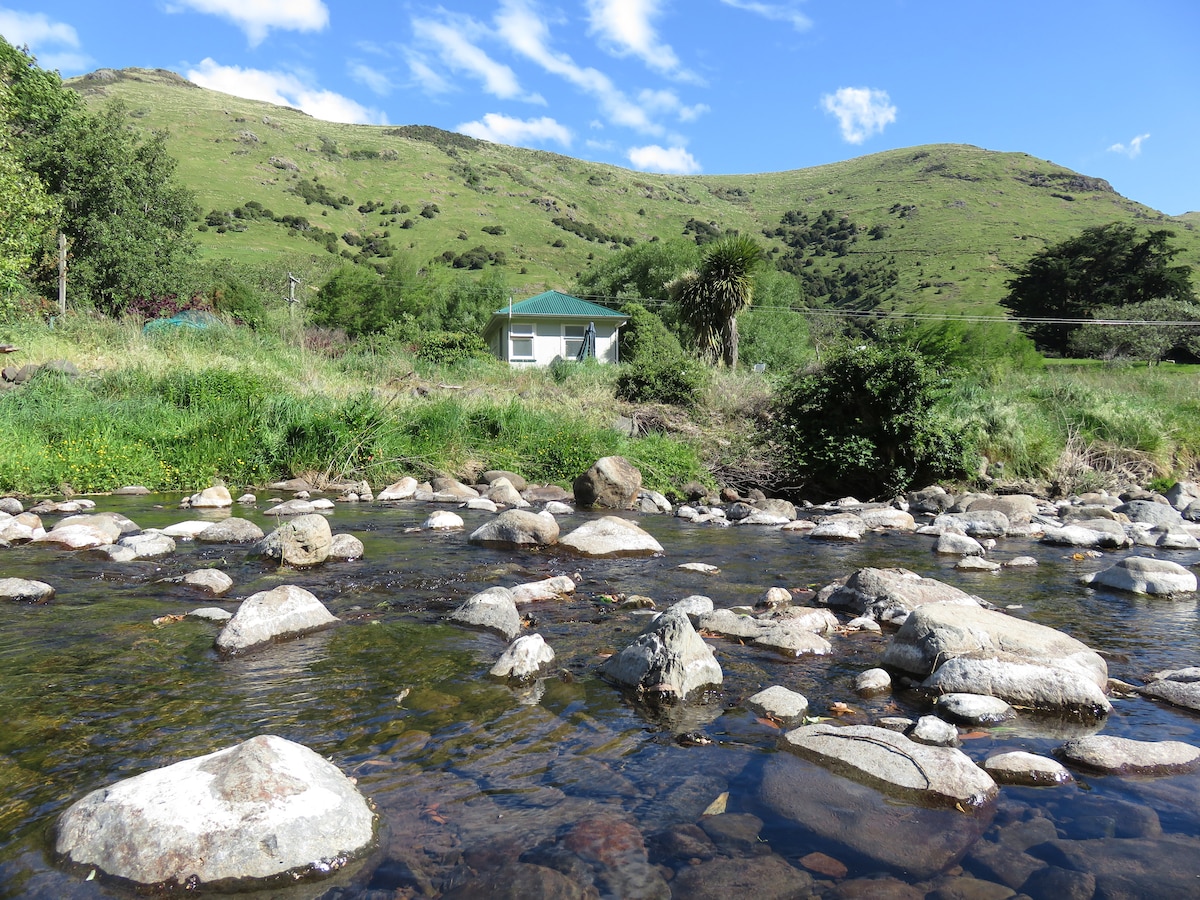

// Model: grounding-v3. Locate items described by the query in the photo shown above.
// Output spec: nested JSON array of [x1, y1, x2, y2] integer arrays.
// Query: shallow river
[[2, 496, 1199, 898]]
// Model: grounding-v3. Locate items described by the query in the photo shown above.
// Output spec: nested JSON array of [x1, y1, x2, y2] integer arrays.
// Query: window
[[509, 322, 534, 361], [564, 325, 585, 359]]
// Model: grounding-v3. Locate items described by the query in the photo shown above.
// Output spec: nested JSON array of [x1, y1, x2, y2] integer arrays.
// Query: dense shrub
[[769, 341, 975, 499], [616, 354, 708, 407], [618, 302, 684, 364], [413, 330, 493, 367]]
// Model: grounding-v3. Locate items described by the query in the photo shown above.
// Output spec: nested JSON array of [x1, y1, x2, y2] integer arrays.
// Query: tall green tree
[[667, 233, 764, 367], [1001, 223, 1195, 355], [1, 39, 198, 313]]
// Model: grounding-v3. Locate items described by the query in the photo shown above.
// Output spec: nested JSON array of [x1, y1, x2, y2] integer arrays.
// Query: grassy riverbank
[[1, 313, 1198, 498], [0, 313, 711, 496]]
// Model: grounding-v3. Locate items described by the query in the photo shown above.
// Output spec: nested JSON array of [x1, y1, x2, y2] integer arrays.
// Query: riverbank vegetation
[[2, 309, 1198, 500]]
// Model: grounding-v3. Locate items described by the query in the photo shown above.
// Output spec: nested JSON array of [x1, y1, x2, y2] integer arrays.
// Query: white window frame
[[509, 322, 535, 362]]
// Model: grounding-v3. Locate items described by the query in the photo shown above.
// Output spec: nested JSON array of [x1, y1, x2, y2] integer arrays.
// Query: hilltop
[[69, 67, 1200, 311]]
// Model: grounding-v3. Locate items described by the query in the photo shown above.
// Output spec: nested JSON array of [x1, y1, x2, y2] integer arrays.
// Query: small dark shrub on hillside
[[616, 355, 708, 407], [769, 342, 975, 500]]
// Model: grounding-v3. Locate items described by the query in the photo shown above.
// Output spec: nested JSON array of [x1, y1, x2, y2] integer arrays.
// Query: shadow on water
[[2, 495, 1200, 897]]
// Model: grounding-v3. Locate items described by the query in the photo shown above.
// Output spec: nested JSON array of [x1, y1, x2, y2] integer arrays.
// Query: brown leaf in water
[[755, 717, 782, 730], [959, 730, 990, 740]]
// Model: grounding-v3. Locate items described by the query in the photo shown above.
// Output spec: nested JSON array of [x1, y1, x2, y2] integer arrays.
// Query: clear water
[[1, 497, 1199, 897]]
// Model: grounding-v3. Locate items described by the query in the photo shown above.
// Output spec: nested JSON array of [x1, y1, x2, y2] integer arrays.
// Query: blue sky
[[5, 1, 1198, 214]]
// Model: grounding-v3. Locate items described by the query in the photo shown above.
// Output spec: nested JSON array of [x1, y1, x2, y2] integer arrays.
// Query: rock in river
[[599, 608, 721, 698], [254, 514, 334, 567], [0, 577, 54, 603], [1057, 734, 1200, 776], [215, 585, 338, 654], [468, 509, 559, 548], [883, 601, 1111, 717], [55, 734, 375, 889], [572, 455, 642, 509], [818, 566, 980, 625], [450, 586, 522, 641], [558, 516, 663, 557], [1081, 556, 1197, 595]]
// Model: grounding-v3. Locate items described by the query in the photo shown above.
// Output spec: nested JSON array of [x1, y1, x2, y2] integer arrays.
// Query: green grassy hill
[[69, 67, 1200, 312]]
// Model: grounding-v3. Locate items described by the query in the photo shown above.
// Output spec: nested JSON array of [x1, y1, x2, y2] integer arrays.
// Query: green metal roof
[[492, 290, 625, 319]]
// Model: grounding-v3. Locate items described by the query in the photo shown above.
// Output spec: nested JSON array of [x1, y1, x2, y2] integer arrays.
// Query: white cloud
[[413, 15, 541, 102], [457, 113, 572, 148], [169, 0, 328, 46], [821, 86, 896, 144], [628, 144, 701, 174], [187, 59, 386, 125], [0, 8, 91, 72], [495, 0, 663, 134], [1108, 133, 1150, 159], [349, 62, 392, 96], [719, 0, 812, 31], [406, 55, 452, 94], [637, 88, 709, 122], [585, 0, 691, 79]]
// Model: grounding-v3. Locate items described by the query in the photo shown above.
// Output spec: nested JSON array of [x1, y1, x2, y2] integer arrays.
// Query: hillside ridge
[[67, 66, 1200, 310]]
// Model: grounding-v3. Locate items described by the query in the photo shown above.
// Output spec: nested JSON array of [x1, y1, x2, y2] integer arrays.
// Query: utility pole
[[57, 233, 67, 315], [285, 272, 300, 321]]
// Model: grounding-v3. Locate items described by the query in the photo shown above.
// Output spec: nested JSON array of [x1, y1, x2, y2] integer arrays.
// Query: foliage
[[881, 317, 1044, 377], [1068, 298, 1200, 364], [615, 354, 708, 408], [413, 330, 493, 367], [309, 263, 392, 337], [769, 341, 975, 499], [737, 269, 809, 372], [1001, 223, 1196, 355], [618, 301, 684, 364], [574, 238, 699, 306], [667, 233, 764, 367]]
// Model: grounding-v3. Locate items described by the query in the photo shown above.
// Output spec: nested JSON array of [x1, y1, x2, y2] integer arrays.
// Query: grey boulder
[[215, 585, 338, 654], [196, 518, 265, 543], [1058, 734, 1200, 775], [599, 608, 722, 698], [489, 633, 555, 680], [778, 722, 997, 808], [1081, 556, 1197, 595], [559, 516, 663, 557], [572, 456, 642, 509], [883, 601, 1110, 717], [55, 734, 375, 888], [254, 514, 334, 567], [468, 509, 559, 548], [1137, 667, 1200, 713], [450, 587, 521, 641], [818, 567, 980, 625]]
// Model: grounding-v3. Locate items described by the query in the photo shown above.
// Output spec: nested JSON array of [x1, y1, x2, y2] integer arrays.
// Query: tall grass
[[0, 315, 708, 494]]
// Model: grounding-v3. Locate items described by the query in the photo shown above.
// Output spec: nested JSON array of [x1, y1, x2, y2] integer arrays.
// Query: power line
[[572, 291, 1200, 328]]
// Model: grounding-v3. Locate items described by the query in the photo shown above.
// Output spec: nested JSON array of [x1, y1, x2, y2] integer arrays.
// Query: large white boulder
[[55, 735, 375, 888], [215, 585, 338, 654]]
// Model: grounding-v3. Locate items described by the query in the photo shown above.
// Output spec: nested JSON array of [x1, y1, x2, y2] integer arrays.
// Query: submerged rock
[[196, 518, 265, 543], [215, 585, 338, 654], [55, 734, 375, 889]]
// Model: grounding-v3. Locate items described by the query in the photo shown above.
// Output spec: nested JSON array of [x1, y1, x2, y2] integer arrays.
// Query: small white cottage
[[483, 291, 627, 366]]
